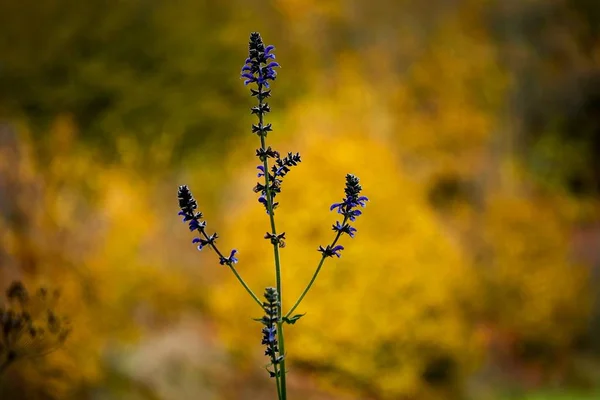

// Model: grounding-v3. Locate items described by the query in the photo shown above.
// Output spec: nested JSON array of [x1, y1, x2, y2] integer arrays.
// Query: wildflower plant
[[177, 32, 368, 399], [0, 281, 71, 377]]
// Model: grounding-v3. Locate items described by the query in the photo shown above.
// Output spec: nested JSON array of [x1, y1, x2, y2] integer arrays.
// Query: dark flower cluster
[[0, 281, 70, 374], [219, 249, 239, 266], [177, 184, 205, 232], [330, 174, 369, 221], [258, 287, 283, 378], [254, 152, 302, 215], [192, 233, 218, 251], [256, 152, 302, 181], [177, 185, 238, 264], [264, 232, 286, 249], [241, 32, 301, 216], [241, 32, 280, 89], [317, 244, 345, 258], [272, 152, 302, 178], [318, 174, 368, 259]]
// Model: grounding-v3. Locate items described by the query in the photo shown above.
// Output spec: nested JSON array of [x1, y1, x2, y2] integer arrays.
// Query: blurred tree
[[486, 0, 600, 197], [0, 0, 260, 163]]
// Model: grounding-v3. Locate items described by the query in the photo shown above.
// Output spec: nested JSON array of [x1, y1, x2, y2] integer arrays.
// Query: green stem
[[274, 363, 282, 399], [285, 257, 325, 319], [261, 137, 288, 400], [199, 229, 264, 310], [285, 216, 348, 319], [227, 264, 264, 310], [275, 320, 287, 399], [257, 84, 287, 400]]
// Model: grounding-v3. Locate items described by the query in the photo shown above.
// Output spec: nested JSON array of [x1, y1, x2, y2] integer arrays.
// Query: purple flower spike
[[328, 174, 367, 227], [241, 32, 280, 90]]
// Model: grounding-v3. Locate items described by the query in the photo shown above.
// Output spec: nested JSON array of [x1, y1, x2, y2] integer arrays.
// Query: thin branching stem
[[198, 228, 264, 310], [285, 216, 348, 318]]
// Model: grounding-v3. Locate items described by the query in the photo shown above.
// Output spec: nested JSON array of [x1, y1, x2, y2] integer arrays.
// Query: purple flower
[[178, 210, 194, 222], [318, 244, 345, 258], [261, 325, 277, 345], [332, 221, 357, 238], [258, 194, 268, 207], [330, 174, 368, 222], [264, 45, 276, 59], [192, 233, 218, 251], [258, 287, 282, 378], [188, 219, 206, 232], [320, 177, 366, 257], [240, 32, 280, 89], [219, 249, 239, 265], [258, 194, 279, 215], [177, 186, 241, 268]]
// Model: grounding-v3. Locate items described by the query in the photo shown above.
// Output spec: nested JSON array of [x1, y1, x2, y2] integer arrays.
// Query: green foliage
[[282, 314, 305, 325], [0, 0, 252, 161]]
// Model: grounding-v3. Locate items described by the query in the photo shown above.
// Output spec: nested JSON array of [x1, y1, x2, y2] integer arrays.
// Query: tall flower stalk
[[176, 32, 368, 400]]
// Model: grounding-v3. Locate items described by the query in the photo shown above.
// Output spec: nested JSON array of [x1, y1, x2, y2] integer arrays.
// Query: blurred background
[[1, 0, 600, 399]]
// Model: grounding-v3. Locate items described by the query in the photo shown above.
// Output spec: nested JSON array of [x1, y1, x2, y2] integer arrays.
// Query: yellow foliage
[[0, 117, 204, 398], [482, 195, 591, 350], [205, 9, 592, 395], [391, 6, 509, 180]]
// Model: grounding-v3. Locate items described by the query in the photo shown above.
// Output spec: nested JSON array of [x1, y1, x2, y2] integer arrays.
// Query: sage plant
[[177, 32, 368, 399]]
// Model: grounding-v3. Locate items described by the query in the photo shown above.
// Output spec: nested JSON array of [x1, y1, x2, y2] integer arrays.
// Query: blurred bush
[[208, 3, 596, 396], [0, 119, 205, 398], [481, 195, 590, 368], [0, 0, 267, 162], [211, 77, 482, 399]]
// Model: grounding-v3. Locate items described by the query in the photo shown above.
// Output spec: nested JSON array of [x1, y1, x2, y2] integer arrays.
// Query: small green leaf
[[252, 316, 269, 325], [282, 313, 306, 325]]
